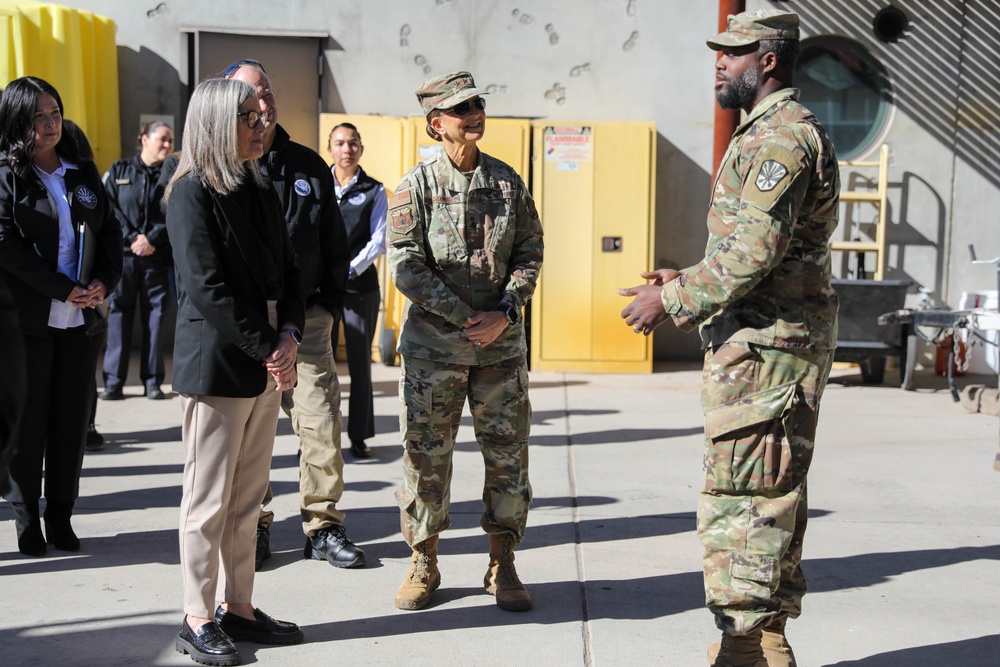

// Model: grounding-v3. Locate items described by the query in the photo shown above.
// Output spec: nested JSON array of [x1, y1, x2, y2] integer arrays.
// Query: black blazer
[[167, 171, 305, 398], [0, 159, 123, 337]]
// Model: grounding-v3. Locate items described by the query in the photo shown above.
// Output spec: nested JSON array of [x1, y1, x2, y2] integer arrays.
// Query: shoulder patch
[[755, 160, 788, 192], [390, 208, 415, 234], [293, 179, 311, 197], [389, 189, 412, 209]]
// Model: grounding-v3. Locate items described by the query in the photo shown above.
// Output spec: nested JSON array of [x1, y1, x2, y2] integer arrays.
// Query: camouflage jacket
[[661, 88, 840, 350], [388, 148, 543, 364]]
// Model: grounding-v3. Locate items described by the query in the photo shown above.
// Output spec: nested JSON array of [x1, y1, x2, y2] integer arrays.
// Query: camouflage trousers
[[396, 354, 532, 547], [697, 342, 833, 635]]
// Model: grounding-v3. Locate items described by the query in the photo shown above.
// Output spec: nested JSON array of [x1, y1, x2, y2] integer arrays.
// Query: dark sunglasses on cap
[[237, 109, 269, 129], [444, 97, 486, 117], [224, 58, 266, 78]]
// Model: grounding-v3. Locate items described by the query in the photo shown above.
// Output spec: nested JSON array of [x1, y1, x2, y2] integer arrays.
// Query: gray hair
[[164, 77, 266, 201]]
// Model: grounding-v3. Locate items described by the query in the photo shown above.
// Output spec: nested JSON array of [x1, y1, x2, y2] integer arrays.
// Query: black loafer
[[99, 386, 123, 401], [175, 617, 240, 666], [145, 384, 166, 400], [214, 607, 303, 645], [349, 439, 372, 459], [85, 424, 105, 452], [304, 525, 366, 568]]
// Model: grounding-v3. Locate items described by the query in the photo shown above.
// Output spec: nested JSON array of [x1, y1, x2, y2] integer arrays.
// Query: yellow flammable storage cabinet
[[530, 122, 656, 373], [0, 1, 120, 172], [318, 113, 409, 365]]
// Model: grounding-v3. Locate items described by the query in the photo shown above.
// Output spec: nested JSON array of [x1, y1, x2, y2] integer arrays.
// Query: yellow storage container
[[530, 121, 656, 373], [0, 1, 120, 173]]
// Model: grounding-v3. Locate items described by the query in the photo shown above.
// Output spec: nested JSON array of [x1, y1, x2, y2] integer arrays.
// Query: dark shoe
[[85, 424, 106, 452], [145, 384, 166, 400], [304, 525, 366, 568], [44, 500, 80, 551], [13, 502, 45, 557], [214, 606, 303, 645], [175, 617, 240, 666], [349, 439, 372, 459], [254, 525, 271, 571], [99, 385, 123, 401]]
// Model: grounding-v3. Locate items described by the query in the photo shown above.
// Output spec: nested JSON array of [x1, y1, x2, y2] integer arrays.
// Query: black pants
[[333, 287, 379, 442], [103, 254, 170, 389], [5, 327, 101, 504]]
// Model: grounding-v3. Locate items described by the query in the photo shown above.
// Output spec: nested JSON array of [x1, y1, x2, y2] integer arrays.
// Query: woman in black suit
[[0, 77, 122, 557], [164, 77, 305, 666]]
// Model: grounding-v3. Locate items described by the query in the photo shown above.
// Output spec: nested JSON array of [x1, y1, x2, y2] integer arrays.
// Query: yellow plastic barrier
[[0, 1, 120, 173]]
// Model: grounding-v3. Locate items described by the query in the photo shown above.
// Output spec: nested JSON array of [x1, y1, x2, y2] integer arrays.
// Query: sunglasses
[[237, 110, 269, 129], [224, 58, 266, 78], [444, 97, 486, 117]]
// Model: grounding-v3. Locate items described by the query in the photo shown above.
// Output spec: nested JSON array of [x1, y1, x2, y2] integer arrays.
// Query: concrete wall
[[69, 0, 999, 361]]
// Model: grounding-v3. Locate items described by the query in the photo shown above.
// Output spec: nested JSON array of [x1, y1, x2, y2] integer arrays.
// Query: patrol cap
[[415, 71, 487, 116], [707, 9, 800, 50]]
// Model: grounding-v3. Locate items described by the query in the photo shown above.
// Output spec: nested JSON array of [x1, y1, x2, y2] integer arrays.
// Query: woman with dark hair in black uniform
[[0, 76, 122, 556]]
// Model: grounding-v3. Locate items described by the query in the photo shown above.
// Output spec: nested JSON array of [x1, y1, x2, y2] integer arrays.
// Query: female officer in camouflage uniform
[[387, 71, 543, 612]]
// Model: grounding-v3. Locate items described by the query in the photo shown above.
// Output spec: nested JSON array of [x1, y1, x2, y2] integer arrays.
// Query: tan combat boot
[[484, 533, 532, 612], [760, 616, 796, 667], [707, 629, 766, 667], [394, 535, 440, 610]]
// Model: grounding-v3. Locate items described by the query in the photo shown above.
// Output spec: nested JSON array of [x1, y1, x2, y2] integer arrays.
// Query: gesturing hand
[[617, 269, 680, 336]]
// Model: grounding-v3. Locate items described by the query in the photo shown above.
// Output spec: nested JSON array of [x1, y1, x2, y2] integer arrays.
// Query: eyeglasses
[[237, 110, 269, 129], [224, 59, 266, 78], [444, 97, 486, 117]]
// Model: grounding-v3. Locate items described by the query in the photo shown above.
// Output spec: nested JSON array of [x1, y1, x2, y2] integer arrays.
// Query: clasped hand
[[617, 269, 680, 336], [264, 330, 299, 392], [69, 280, 106, 309], [463, 310, 508, 348]]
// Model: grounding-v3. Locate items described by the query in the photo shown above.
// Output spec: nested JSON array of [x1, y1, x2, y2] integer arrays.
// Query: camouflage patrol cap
[[707, 9, 799, 50], [415, 71, 487, 116]]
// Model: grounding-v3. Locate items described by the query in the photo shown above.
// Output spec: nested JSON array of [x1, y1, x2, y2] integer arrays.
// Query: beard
[[716, 66, 760, 110]]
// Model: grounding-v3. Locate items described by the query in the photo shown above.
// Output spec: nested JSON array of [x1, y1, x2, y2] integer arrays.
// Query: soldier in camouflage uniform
[[387, 71, 544, 613], [619, 10, 839, 667]]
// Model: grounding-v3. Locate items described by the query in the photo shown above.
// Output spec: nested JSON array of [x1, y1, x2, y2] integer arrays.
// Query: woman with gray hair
[[164, 77, 305, 666]]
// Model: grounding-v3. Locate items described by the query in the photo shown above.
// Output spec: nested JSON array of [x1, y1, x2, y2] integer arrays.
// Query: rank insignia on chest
[[755, 160, 788, 191], [391, 208, 415, 234]]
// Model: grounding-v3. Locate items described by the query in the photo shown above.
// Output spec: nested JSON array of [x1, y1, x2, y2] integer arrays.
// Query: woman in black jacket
[[164, 77, 305, 666], [0, 76, 122, 556]]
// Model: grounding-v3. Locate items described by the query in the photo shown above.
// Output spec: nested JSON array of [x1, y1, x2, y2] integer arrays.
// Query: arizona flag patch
[[755, 160, 788, 191]]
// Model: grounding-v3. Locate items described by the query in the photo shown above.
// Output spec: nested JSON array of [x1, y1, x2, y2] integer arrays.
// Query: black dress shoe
[[304, 524, 366, 568], [145, 384, 166, 400], [349, 439, 372, 459], [44, 500, 80, 551], [99, 386, 123, 401], [175, 617, 240, 666], [254, 525, 271, 571], [214, 606, 303, 645], [13, 502, 45, 557], [85, 424, 106, 452]]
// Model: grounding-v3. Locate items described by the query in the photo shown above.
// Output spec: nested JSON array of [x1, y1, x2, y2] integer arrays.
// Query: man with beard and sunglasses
[[224, 60, 366, 573], [619, 10, 839, 667]]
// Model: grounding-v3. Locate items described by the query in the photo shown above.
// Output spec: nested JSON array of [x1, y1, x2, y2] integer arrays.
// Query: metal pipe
[[713, 0, 745, 173]]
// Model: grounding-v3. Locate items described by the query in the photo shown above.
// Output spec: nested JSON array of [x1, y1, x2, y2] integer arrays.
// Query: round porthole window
[[795, 36, 892, 160]]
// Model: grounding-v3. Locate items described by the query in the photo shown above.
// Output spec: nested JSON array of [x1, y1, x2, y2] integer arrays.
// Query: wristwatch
[[498, 303, 520, 325], [281, 328, 302, 346]]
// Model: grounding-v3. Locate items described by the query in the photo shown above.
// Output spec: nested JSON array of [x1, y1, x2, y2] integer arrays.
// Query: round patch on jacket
[[74, 185, 98, 209], [293, 179, 311, 197], [348, 191, 366, 206]]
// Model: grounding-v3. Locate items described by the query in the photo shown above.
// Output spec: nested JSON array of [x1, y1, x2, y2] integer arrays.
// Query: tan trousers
[[259, 304, 346, 536], [179, 377, 281, 618]]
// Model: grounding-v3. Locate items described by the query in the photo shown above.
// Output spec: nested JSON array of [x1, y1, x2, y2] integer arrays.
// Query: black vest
[[337, 167, 381, 293]]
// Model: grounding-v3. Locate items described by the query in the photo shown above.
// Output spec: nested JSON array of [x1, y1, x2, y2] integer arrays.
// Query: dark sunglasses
[[237, 110, 269, 129], [444, 97, 486, 117], [224, 58, 266, 78]]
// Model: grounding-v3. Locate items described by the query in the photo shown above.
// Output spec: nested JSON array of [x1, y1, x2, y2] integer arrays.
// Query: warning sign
[[543, 126, 592, 162]]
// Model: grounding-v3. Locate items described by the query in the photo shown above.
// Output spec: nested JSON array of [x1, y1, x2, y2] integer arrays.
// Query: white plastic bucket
[[959, 291, 999, 375]]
